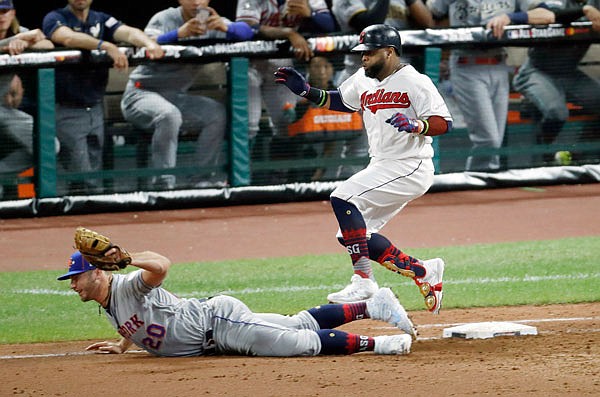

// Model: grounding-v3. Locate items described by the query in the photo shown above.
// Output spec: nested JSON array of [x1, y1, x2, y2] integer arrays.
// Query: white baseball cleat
[[373, 334, 412, 355], [367, 288, 417, 340], [327, 274, 379, 303], [415, 258, 445, 314]]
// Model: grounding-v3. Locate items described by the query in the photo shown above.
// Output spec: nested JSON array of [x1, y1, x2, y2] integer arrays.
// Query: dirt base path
[[1, 184, 599, 396], [1, 184, 599, 271]]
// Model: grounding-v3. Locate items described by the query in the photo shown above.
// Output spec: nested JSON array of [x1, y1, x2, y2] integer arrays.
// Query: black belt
[[203, 329, 216, 355]]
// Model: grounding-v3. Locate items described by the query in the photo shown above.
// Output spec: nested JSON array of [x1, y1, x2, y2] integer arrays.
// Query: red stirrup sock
[[369, 233, 425, 278]]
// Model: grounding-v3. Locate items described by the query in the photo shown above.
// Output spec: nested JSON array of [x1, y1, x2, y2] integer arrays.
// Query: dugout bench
[[436, 92, 600, 173], [101, 63, 229, 192]]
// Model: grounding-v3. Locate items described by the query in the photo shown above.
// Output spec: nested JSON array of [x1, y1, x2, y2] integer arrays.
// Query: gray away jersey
[[104, 270, 212, 357], [427, 0, 530, 26], [128, 6, 228, 93], [427, 0, 529, 57], [332, 0, 416, 32]]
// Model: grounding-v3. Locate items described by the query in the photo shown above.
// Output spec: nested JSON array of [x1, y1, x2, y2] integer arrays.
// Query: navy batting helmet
[[351, 24, 402, 55]]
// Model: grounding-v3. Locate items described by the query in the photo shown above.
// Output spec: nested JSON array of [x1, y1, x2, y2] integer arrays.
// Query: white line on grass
[[13, 272, 600, 297], [0, 349, 146, 360], [11, 288, 74, 296]]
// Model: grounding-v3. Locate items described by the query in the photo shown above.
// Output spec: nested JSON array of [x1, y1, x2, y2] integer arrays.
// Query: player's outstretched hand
[[274, 67, 310, 97], [86, 341, 126, 354], [386, 112, 421, 133]]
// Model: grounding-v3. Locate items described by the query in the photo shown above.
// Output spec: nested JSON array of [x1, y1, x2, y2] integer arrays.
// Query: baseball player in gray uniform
[[121, 1, 250, 189], [427, 0, 554, 172], [275, 25, 452, 313], [236, 0, 336, 138], [58, 250, 416, 357], [513, 0, 600, 164]]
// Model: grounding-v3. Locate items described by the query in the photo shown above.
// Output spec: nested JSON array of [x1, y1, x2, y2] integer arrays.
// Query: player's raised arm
[[105, 249, 170, 288], [274, 67, 354, 113]]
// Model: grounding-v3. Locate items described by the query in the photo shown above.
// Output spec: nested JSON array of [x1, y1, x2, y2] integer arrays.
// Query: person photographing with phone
[[158, 0, 254, 43], [195, 6, 210, 30], [119, 0, 254, 189]]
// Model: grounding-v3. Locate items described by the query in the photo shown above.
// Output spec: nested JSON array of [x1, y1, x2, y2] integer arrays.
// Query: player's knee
[[330, 196, 351, 217], [330, 197, 366, 231], [155, 109, 182, 132], [208, 102, 227, 128], [542, 105, 568, 122]]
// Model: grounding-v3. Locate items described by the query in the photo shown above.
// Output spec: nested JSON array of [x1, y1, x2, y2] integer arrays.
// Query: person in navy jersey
[[43, 0, 163, 195]]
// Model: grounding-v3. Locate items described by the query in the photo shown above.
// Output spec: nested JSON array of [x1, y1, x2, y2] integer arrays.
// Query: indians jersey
[[332, 0, 417, 32], [103, 270, 212, 357], [338, 65, 452, 159], [236, 0, 330, 28]]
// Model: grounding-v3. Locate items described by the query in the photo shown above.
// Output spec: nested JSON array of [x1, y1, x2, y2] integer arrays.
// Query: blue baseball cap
[[0, 0, 14, 10], [57, 251, 96, 280]]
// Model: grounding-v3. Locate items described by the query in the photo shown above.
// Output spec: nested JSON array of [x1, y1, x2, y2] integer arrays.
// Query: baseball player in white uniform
[[330, 0, 434, 178], [275, 24, 452, 313], [427, 0, 555, 171], [58, 250, 416, 357], [236, 0, 336, 138]]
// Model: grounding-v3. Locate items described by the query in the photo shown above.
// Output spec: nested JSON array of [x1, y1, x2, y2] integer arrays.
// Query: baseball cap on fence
[[0, 0, 14, 10], [57, 251, 96, 280]]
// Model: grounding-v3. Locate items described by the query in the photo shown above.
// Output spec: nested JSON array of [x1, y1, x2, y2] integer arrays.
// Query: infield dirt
[[1, 184, 599, 396]]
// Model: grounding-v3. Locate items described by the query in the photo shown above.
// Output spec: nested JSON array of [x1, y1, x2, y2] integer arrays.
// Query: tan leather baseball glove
[[74, 227, 131, 271]]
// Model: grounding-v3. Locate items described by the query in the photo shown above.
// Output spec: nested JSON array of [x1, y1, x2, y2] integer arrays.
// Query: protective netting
[[1, 44, 598, 200]]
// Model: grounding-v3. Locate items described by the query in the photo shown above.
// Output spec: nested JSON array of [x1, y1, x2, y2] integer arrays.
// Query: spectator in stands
[[0, 0, 54, 198], [0, 0, 53, 55], [427, 1, 554, 172], [236, 0, 337, 139], [513, 0, 600, 166], [42, 0, 164, 195], [120, 0, 253, 190], [0, 75, 33, 179], [283, 56, 363, 181], [330, 0, 434, 177]]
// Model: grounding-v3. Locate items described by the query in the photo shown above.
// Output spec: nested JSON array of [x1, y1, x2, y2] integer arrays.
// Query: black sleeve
[[349, 0, 391, 32], [552, 7, 585, 24]]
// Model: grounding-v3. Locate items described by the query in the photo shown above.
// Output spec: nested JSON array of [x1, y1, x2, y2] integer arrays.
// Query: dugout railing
[[0, 23, 599, 216]]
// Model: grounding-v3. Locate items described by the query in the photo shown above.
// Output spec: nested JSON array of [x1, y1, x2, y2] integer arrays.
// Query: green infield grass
[[0, 236, 598, 344]]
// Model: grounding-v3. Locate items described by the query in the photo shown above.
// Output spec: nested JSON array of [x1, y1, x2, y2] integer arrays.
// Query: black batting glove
[[274, 67, 310, 97]]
